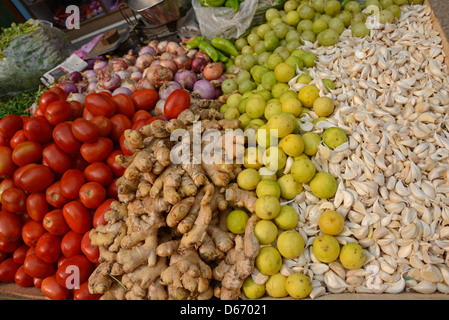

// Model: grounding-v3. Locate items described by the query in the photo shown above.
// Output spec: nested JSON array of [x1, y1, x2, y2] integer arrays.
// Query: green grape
[[317, 28, 340, 46], [264, 34, 280, 51], [234, 55, 242, 67], [312, 0, 326, 13], [409, 0, 423, 3], [328, 17, 345, 35], [258, 52, 271, 66], [380, 0, 393, 8], [251, 65, 270, 83], [267, 53, 284, 70], [222, 78, 238, 94], [301, 30, 317, 43], [344, 1, 362, 13], [224, 107, 240, 120], [378, 9, 394, 23], [241, 45, 254, 55], [386, 4, 401, 18], [254, 41, 267, 54], [313, 12, 322, 21], [239, 79, 256, 94], [286, 30, 301, 42], [393, 0, 407, 5], [238, 97, 248, 113], [351, 12, 367, 25], [285, 40, 301, 53], [284, 0, 299, 12], [227, 93, 243, 109], [312, 19, 328, 35], [351, 22, 370, 37], [247, 33, 260, 47], [266, 8, 281, 22], [285, 11, 301, 26], [319, 14, 332, 24], [235, 38, 248, 51], [274, 23, 289, 39], [257, 24, 272, 39], [324, 0, 341, 17], [284, 55, 304, 70], [237, 69, 251, 83], [297, 5, 316, 20], [274, 46, 291, 61], [240, 54, 256, 70], [297, 20, 314, 32], [261, 71, 279, 90], [366, 0, 381, 6]]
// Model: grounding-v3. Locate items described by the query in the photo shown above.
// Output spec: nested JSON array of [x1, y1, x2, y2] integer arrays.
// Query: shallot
[[174, 69, 197, 90], [192, 57, 208, 73], [160, 60, 177, 74], [103, 73, 121, 91], [173, 54, 192, 70], [139, 46, 156, 56], [135, 53, 155, 70], [112, 87, 133, 96], [193, 79, 215, 99], [145, 64, 173, 87], [166, 41, 180, 55], [154, 99, 166, 117], [93, 60, 107, 75], [203, 62, 224, 81], [158, 81, 182, 100]]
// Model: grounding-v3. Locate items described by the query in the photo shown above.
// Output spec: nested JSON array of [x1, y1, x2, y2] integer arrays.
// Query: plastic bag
[[192, 0, 287, 40], [0, 20, 73, 96]]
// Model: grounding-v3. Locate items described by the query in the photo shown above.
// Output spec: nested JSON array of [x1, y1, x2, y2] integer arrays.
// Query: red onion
[[103, 73, 121, 91], [148, 40, 159, 52], [150, 59, 161, 67], [83, 70, 98, 82], [116, 69, 131, 80], [195, 51, 211, 63], [146, 65, 173, 87], [137, 78, 155, 90], [193, 79, 216, 99], [93, 60, 108, 75], [173, 54, 192, 70], [174, 69, 197, 91], [130, 71, 142, 81], [109, 57, 129, 71], [158, 81, 182, 100], [154, 99, 166, 117], [160, 60, 178, 74], [192, 57, 208, 73], [112, 87, 133, 97], [120, 79, 138, 92], [123, 50, 136, 65], [70, 71, 82, 83], [166, 41, 180, 55], [157, 40, 168, 53], [139, 46, 156, 56], [135, 53, 155, 70], [160, 52, 174, 61], [176, 45, 187, 56], [60, 82, 79, 94], [87, 82, 97, 93]]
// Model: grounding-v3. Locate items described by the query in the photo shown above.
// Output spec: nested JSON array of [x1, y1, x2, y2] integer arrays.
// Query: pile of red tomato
[[0, 86, 170, 300]]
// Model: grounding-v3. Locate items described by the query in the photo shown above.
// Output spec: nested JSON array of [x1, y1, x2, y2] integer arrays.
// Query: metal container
[[127, 0, 187, 26]]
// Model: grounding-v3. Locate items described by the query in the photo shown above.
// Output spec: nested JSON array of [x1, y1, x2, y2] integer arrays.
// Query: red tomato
[[131, 89, 158, 111], [57, 256, 68, 268], [45, 181, 70, 208], [0, 210, 22, 243], [146, 116, 165, 125], [59, 169, 86, 200], [15, 265, 34, 287], [0, 146, 17, 178], [17, 164, 54, 193], [12, 140, 43, 167], [71, 118, 100, 143], [107, 178, 118, 200], [41, 275, 70, 300], [42, 143, 73, 174], [79, 182, 106, 209], [23, 116, 53, 144], [23, 253, 56, 279], [74, 280, 101, 300], [131, 109, 152, 123], [84, 93, 117, 117], [52, 122, 82, 154], [26, 192, 48, 222], [0, 136, 9, 147], [0, 237, 22, 253], [81, 230, 99, 264], [0, 114, 23, 138], [56, 255, 93, 289], [68, 101, 84, 120], [38, 91, 60, 113], [62, 200, 92, 234], [119, 134, 134, 156], [84, 162, 113, 187], [13, 244, 29, 264], [1, 187, 27, 213], [42, 209, 70, 236], [45, 100, 72, 125], [164, 89, 191, 119], [90, 115, 112, 137], [93, 198, 114, 228], [80, 137, 113, 163], [71, 152, 89, 171], [106, 150, 126, 177], [98, 91, 112, 98], [49, 86, 68, 100], [0, 249, 6, 263], [112, 93, 135, 118], [131, 119, 146, 131], [33, 277, 43, 288], [21, 220, 45, 247], [109, 113, 132, 142], [0, 257, 21, 282], [83, 107, 95, 121], [9, 129, 28, 149], [60, 231, 83, 257], [0, 178, 15, 202], [35, 232, 62, 263]]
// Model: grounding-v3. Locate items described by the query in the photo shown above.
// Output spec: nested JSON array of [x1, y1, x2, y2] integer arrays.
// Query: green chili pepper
[[201, 0, 226, 6], [225, 0, 240, 13], [198, 40, 219, 62], [185, 36, 204, 50], [211, 37, 240, 57], [216, 50, 229, 63]]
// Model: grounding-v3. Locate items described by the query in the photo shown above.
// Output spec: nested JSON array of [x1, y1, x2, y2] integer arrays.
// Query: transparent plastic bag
[[0, 20, 73, 96]]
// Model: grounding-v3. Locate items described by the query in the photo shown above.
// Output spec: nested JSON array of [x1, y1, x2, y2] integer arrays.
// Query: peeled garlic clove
[[411, 280, 437, 294]]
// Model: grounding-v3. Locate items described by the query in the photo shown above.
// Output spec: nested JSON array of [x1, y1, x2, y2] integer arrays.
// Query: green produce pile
[[0, 87, 41, 118], [198, 0, 245, 12]]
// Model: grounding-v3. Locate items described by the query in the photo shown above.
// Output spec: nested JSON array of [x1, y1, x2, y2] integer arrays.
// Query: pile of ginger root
[[87, 99, 261, 300]]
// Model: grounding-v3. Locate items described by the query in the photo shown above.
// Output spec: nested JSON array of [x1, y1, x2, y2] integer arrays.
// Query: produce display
[[0, 0, 448, 301]]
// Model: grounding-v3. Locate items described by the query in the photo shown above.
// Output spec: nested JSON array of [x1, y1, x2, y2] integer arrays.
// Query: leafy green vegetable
[[0, 20, 40, 56], [0, 87, 42, 118]]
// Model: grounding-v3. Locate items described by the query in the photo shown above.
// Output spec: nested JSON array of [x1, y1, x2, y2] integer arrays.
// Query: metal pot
[[127, 0, 188, 26]]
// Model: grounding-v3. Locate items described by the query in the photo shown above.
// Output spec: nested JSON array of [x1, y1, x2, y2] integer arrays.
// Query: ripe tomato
[[24, 253, 56, 279], [41, 275, 70, 300], [56, 255, 93, 289], [80, 137, 113, 163], [0, 136, 9, 147], [0, 257, 21, 282], [45, 181, 70, 208], [13, 244, 29, 264], [131, 109, 152, 123], [71, 151, 89, 171], [90, 115, 112, 137], [0, 114, 23, 138], [110, 113, 132, 142], [42, 143, 72, 174], [74, 280, 101, 300], [131, 88, 158, 111], [0, 210, 22, 243], [1, 187, 27, 213], [23, 116, 53, 144], [42, 209, 70, 236], [21, 220, 45, 247], [119, 133, 134, 156], [17, 164, 54, 193], [0, 146, 17, 178], [0, 237, 22, 253], [35, 232, 62, 263], [62, 200, 92, 234], [33, 277, 43, 288], [15, 265, 34, 287], [0, 178, 15, 203], [59, 169, 86, 200], [9, 129, 28, 149], [85, 93, 117, 117], [81, 230, 99, 264], [131, 119, 146, 131], [49, 86, 68, 100], [93, 198, 114, 228], [146, 116, 165, 125], [106, 150, 126, 177], [83, 107, 95, 121], [112, 93, 135, 118], [107, 178, 118, 200], [26, 192, 49, 222], [71, 118, 99, 143], [84, 162, 113, 187], [38, 91, 60, 113], [45, 100, 72, 125], [60, 231, 83, 257], [164, 89, 191, 119], [68, 101, 84, 120], [79, 182, 106, 209], [52, 122, 82, 154], [12, 140, 43, 167]]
